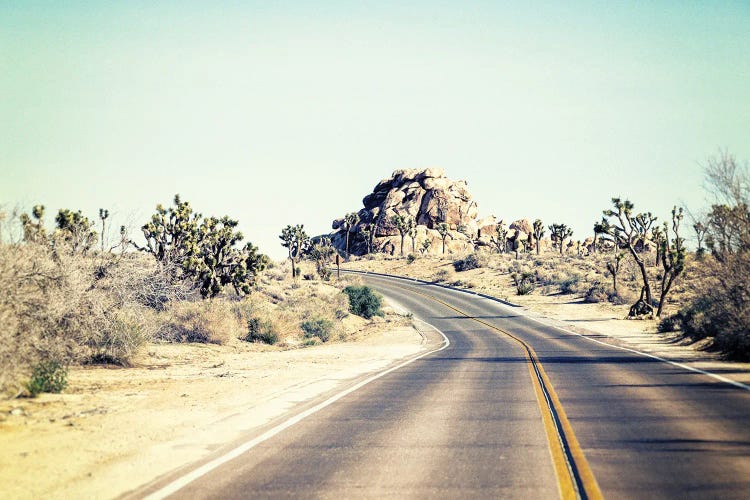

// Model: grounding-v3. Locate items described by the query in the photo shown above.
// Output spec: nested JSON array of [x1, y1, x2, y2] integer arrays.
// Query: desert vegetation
[[0, 196, 406, 397]]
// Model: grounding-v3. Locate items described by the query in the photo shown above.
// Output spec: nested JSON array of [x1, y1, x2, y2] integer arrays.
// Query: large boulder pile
[[330, 168, 502, 256]]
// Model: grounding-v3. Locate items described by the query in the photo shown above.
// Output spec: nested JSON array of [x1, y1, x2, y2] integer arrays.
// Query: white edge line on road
[[144, 319, 449, 500], [478, 295, 750, 393], [354, 271, 750, 393]]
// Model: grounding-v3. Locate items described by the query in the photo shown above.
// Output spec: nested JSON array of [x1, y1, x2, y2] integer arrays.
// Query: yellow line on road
[[400, 285, 603, 500]]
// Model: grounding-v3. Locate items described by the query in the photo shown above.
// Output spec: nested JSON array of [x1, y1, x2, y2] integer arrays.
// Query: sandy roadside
[[343, 258, 750, 387], [0, 321, 425, 499]]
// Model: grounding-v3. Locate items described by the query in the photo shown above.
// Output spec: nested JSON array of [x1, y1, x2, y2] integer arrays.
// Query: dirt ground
[[0, 319, 425, 499], [343, 255, 750, 387]]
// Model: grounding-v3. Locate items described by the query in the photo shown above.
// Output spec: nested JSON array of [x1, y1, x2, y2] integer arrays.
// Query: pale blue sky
[[2, 1, 749, 258]]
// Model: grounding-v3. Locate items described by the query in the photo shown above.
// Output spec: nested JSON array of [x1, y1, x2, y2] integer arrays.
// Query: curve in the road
[[398, 282, 603, 500]]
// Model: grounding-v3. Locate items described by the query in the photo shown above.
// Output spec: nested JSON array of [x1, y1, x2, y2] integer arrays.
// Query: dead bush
[[584, 283, 609, 303], [158, 300, 243, 344], [0, 243, 158, 393]]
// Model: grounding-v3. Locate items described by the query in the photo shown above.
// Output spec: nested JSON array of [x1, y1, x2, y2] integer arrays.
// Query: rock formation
[[329, 168, 498, 256]]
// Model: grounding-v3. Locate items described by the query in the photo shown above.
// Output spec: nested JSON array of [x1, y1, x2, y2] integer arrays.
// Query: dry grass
[[158, 300, 244, 344]]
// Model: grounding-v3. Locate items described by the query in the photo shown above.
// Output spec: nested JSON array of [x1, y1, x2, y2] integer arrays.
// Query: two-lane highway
[[139, 273, 750, 499]]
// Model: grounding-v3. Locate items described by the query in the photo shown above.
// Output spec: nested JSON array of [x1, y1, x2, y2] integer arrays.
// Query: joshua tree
[[655, 207, 686, 317], [55, 209, 98, 255], [309, 236, 336, 280], [99, 209, 109, 252], [137, 195, 267, 297], [420, 239, 432, 255], [138, 195, 200, 267], [359, 223, 375, 254], [437, 223, 451, 254], [391, 214, 415, 257], [532, 219, 545, 255], [548, 223, 573, 255], [408, 223, 418, 254], [651, 225, 664, 267], [606, 252, 625, 295], [593, 220, 608, 254], [491, 221, 508, 253], [197, 216, 268, 297], [20, 204, 47, 244], [280, 224, 309, 279], [113, 225, 129, 253], [600, 197, 658, 317], [693, 221, 707, 258], [342, 212, 360, 258]]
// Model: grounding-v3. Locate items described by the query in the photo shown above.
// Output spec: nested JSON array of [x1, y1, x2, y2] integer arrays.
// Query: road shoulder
[[0, 323, 428, 499]]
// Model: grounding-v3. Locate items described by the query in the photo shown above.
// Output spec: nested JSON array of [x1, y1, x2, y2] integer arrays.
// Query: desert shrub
[[317, 265, 332, 281], [159, 300, 241, 344], [0, 240, 167, 391], [342, 286, 383, 319], [244, 317, 278, 344], [86, 308, 152, 365], [100, 256, 194, 311], [301, 317, 333, 342], [556, 274, 582, 294], [657, 315, 679, 333], [453, 253, 482, 272], [451, 279, 475, 288], [677, 296, 720, 341], [406, 253, 417, 264], [303, 273, 315, 281], [511, 271, 535, 295], [433, 268, 453, 283], [584, 283, 608, 303], [713, 329, 750, 361], [26, 360, 68, 397]]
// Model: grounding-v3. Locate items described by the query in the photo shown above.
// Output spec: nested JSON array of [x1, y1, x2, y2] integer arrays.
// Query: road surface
[[137, 272, 750, 499]]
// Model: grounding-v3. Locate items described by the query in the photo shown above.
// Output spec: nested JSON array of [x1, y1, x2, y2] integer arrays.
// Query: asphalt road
[[140, 273, 750, 499]]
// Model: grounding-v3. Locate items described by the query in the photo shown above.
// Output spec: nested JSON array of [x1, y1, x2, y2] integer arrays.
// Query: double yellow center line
[[401, 284, 603, 500]]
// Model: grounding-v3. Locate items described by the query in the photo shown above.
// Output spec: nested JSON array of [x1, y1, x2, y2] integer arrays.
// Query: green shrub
[[433, 269, 452, 282], [657, 315, 679, 333], [512, 272, 535, 295], [557, 275, 581, 294], [26, 360, 68, 397], [406, 254, 417, 264], [342, 286, 383, 319], [244, 317, 278, 344], [453, 253, 482, 272], [584, 284, 608, 303], [301, 317, 333, 342], [677, 296, 720, 341], [316, 265, 332, 281]]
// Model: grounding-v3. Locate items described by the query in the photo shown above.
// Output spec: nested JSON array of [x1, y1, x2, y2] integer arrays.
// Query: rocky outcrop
[[330, 168, 489, 256]]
